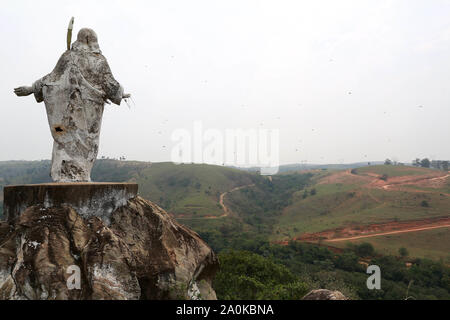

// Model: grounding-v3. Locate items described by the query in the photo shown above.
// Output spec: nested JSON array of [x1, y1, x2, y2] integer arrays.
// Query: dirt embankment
[[296, 216, 450, 242], [318, 168, 449, 192], [372, 173, 450, 191], [283, 168, 450, 244]]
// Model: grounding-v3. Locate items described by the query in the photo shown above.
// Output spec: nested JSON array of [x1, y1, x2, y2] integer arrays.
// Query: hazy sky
[[1, 0, 449, 165]]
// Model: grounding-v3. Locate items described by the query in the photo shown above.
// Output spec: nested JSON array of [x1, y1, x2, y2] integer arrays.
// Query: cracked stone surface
[[3, 183, 138, 224]]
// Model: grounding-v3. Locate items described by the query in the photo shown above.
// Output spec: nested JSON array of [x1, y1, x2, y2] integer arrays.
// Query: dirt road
[[217, 184, 255, 218], [326, 223, 450, 242], [176, 183, 255, 220], [381, 174, 450, 192]]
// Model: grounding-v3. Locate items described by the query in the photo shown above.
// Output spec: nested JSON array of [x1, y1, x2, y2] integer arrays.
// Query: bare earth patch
[[296, 216, 450, 242]]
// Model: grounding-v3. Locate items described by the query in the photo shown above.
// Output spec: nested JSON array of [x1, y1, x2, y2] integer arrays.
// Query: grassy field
[[274, 185, 382, 238], [275, 186, 450, 239], [356, 165, 433, 177], [402, 181, 450, 195], [273, 165, 450, 243], [326, 227, 450, 263], [120, 162, 256, 217]]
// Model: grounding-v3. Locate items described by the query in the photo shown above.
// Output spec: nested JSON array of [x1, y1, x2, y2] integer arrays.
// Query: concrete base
[[3, 183, 138, 224]]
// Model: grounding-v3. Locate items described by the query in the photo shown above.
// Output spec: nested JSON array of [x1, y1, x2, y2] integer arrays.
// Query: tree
[[302, 190, 308, 199], [384, 159, 392, 165], [310, 188, 317, 196], [442, 161, 449, 172], [355, 242, 375, 257], [412, 158, 421, 167], [213, 250, 309, 299], [334, 251, 361, 271], [420, 158, 430, 168], [420, 200, 429, 207], [399, 247, 409, 257]]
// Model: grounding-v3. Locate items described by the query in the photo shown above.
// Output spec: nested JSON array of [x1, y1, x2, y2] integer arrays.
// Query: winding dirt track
[[215, 184, 255, 218], [326, 224, 450, 242], [176, 183, 255, 220]]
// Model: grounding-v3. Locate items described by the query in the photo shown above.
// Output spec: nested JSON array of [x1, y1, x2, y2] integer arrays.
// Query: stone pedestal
[[3, 183, 138, 224]]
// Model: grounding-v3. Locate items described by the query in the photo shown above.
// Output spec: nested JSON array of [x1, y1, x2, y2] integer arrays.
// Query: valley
[[1, 159, 449, 299], [1, 160, 448, 262]]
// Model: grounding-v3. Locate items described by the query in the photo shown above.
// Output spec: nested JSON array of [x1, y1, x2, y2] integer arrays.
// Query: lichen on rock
[[0, 197, 218, 300]]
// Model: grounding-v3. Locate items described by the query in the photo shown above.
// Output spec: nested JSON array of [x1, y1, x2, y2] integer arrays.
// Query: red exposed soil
[[296, 216, 450, 242], [372, 173, 450, 191], [319, 168, 449, 192], [284, 168, 449, 243]]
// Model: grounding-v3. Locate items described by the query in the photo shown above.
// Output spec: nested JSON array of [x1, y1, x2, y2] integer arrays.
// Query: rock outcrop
[[302, 289, 347, 300], [0, 196, 218, 300]]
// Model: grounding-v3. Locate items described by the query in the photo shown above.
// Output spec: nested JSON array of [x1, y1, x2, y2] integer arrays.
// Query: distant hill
[[273, 165, 450, 261], [0, 160, 257, 219], [92, 160, 258, 217], [233, 161, 384, 174]]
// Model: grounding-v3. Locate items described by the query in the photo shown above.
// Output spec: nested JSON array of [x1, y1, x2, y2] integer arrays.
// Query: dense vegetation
[[214, 250, 308, 300], [212, 240, 450, 300], [224, 173, 312, 234]]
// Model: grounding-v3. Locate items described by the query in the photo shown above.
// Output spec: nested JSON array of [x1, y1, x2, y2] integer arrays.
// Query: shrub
[[399, 247, 409, 257], [355, 242, 375, 257], [420, 200, 429, 207]]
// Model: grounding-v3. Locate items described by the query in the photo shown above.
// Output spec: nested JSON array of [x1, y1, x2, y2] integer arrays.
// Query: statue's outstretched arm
[[14, 86, 33, 97], [14, 51, 70, 101]]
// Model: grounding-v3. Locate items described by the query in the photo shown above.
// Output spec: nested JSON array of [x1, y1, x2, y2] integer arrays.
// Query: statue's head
[[72, 28, 101, 54]]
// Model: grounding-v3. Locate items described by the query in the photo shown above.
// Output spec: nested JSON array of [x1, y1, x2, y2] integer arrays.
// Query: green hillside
[[270, 165, 450, 262], [92, 160, 257, 217], [0, 160, 258, 219], [275, 184, 449, 239], [356, 165, 434, 177], [273, 165, 449, 237], [328, 228, 450, 263]]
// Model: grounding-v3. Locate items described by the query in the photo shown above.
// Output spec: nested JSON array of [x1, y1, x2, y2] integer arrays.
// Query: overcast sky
[[1, 0, 449, 165]]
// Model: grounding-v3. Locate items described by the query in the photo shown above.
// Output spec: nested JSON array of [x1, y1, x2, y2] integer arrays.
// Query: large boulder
[[302, 289, 347, 300], [0, 196, 218, 300]]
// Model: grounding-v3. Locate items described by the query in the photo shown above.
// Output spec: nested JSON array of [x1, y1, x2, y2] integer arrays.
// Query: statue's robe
[[32, 47, 123, 182]]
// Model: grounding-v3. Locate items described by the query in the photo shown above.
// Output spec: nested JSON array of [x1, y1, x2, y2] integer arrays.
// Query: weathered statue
[[14, 28, 129, 182]]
